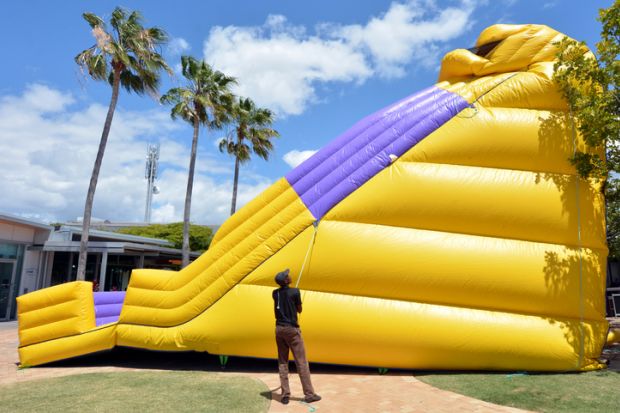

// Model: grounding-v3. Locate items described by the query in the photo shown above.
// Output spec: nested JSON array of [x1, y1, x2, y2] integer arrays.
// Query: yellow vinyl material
[[19, 324, 116, 367], [17, 281, 96, 347], [16, 24, 610, 371]]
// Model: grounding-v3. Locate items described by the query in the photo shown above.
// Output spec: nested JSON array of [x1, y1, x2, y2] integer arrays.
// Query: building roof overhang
[[0, 212, 52, 232], [40, 240, 201, 258]]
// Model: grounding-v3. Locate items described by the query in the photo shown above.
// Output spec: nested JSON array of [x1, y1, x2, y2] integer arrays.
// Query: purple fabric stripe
[[295, 90, 459, 203], [285, 86, 438, 185], [285, 86, 468, 220], [93, 291, 126, 326], [96, 316, 120, 326], [95, 303, 124, 318], [93, 291, 126, 305]]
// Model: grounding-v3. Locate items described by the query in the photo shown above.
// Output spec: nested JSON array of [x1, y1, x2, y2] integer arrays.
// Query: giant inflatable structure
[[17, 24, 611, 371]]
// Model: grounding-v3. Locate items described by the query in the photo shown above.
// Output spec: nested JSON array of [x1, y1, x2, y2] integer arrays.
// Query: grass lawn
[[0, 371, 270, 413], [417, 369, 620, 413]]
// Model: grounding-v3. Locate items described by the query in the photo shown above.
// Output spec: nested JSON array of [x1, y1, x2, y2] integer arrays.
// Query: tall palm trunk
[[77, 67, 121, 282], [182, 116, 200, 268], [230, 156, 240, 215], [230, 130, 242, 215]]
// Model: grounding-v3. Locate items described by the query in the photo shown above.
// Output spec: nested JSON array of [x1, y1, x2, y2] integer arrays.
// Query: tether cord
[[570, 109, 586, 369], [296, 221, 319, 289]]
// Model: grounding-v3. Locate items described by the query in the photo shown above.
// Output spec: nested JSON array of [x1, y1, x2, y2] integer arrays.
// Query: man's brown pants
[[275, 325, 315, 398]]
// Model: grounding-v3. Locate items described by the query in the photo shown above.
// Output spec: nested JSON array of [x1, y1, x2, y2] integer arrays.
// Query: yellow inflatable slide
[[18, 24, 610, 371]]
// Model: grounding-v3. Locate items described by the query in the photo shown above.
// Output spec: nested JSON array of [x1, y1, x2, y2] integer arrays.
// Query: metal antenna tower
[[144, 143, 160, 223]]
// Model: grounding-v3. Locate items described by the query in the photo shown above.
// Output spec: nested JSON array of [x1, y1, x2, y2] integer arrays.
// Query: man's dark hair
[[275, 269, 290, 286]]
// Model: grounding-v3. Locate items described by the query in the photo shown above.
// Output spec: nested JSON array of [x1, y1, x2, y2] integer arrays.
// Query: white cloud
[[150, 168, 271, 223], [283, 150, 318, 168], [168, 37, 190, 55], [0, 84, 272, 225], [2, 83, 75, 114], [334, 1, 476, 77], [204, 17, 370, 116], [204, 1, 480, 116]]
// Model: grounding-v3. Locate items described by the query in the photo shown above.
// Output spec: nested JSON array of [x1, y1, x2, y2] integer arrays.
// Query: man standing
[[273, 269, 321, 405]]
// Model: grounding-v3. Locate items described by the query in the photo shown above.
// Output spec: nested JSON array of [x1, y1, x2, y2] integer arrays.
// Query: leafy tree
[[553, 1, 620, 257], [160, 56, 235, 267], [607, 180, 620, 259], [117, 222, 213, 252], [219, 97, 279, 214], [74, 7, 170, 281]]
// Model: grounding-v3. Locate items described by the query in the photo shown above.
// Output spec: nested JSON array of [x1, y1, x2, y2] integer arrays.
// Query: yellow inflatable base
[[18, 324, 116, 367]]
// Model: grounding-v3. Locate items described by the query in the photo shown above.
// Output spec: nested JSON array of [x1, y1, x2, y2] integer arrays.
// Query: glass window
[[9, 244, 24, 320], [0, 243, 18, 259], [50, 252, 71, 286]]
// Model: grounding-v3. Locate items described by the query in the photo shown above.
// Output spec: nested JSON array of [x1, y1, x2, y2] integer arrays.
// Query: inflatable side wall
[[17, 24, 609, 371]]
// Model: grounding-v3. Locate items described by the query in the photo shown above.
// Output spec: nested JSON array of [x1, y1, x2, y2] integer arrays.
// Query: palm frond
[[118, 69, 145, 93], [75, 48, 109, 81], [233, 141, 252, 163], [222, 96, 279, 163], [110, 7, 128, 32], [82, 12, 104, 29], [77, 6, 171, 96]]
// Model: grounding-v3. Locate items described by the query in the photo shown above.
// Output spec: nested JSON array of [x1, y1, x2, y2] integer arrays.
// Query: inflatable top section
[[438, 24, 586, 81]]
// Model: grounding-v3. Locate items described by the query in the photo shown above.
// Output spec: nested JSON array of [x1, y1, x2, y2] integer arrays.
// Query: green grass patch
[[417, 369, 620, 413], [0, 371, 270, 413]]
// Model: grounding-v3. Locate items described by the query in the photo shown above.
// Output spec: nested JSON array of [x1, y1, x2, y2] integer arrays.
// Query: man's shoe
[[281, 396, 289, 405], [304, 394, 322, 403]]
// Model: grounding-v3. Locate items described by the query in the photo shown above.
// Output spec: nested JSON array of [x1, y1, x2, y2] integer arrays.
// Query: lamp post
[[144, 143, 160, 223]]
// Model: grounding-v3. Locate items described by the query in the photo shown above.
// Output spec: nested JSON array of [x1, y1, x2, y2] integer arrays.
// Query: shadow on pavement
[[36, 346, 388, 376]]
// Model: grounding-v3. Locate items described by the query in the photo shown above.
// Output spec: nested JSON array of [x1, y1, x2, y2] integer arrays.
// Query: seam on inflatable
[[323, 217, 606, 253], [17, 323, 116, 350], [235, 283, 607, 326], [18, 297, 79, 315], [19, 312, 85, 333], [397, 158, 582, 178]]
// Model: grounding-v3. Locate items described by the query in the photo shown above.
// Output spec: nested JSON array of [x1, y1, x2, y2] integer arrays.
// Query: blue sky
[[0, 0, 611, 224]]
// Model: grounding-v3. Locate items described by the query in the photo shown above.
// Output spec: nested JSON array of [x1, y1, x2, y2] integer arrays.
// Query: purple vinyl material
[[285, 87, 469, 220], [93, 291, 126, 326]]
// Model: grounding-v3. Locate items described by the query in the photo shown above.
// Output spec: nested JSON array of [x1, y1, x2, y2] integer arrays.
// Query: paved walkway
[[0, 325, 530, 412]]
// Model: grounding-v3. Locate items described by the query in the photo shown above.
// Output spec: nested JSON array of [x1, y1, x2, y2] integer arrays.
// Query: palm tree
[[74, 8, 171, 281], [219, 97, 279, 215], [161, 56, 236, 267]]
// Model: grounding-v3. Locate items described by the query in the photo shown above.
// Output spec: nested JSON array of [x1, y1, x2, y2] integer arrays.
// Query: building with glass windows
[[0, 213, 52, 321], [0, 213, 201, 321]]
